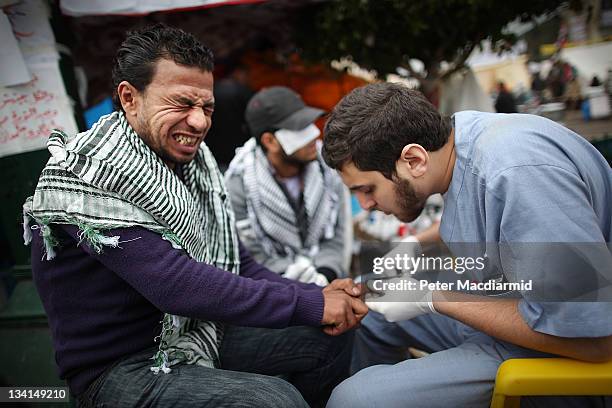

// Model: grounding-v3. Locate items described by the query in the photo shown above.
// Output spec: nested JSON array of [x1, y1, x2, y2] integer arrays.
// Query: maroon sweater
[[31, 224, 324, 396]]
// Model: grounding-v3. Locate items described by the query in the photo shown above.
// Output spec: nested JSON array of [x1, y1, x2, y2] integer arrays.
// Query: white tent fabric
[[438, 68, 494, 116], [60, 0, 266, 16], [561, 42, 612, 83]]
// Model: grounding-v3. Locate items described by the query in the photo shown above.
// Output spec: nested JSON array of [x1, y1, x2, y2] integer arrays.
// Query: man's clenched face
[[128, 58, 214, 167]]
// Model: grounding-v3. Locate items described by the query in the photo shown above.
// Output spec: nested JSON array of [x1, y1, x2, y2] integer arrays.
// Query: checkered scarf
[[226, 138, 339, 259], [23, 111, 239, 374]]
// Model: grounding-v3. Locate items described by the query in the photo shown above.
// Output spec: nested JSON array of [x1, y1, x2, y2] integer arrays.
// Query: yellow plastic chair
[[491, 358, 612, 408]]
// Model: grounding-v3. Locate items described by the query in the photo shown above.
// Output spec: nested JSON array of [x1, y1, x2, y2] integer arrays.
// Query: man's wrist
[[292, 287, 325, 326], [431, 290, 470, 316], [431, 290, 446, 314]]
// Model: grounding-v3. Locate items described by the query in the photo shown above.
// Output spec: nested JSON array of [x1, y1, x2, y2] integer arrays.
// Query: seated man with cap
[[225, 86, 348, 286]]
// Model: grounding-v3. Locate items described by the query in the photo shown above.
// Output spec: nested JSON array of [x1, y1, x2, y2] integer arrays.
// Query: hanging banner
[[0, 61, 78, 158], [6, 0, 57, 64], [0, 11, 31, 87], [60, 0, 266, 17], [0, 0, 77, 158]]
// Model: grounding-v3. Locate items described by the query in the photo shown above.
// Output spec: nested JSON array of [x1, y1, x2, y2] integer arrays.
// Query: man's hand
[[321, 289, 368, 336], [365, 274, 437, 322], [323, 278, 362, 297]]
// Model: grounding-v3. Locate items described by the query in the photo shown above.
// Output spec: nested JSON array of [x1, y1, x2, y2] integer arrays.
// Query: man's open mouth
[[173, 134, 199, 147]]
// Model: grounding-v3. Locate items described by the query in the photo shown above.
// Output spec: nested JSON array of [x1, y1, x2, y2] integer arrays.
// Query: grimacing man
[[23, 24, 366, 407]]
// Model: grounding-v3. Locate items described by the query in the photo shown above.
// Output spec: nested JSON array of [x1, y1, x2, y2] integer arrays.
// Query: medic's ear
[[396, 143, 428, 178]]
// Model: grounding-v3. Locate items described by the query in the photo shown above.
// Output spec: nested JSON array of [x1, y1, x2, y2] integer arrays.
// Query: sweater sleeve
[[60, 224, 324, 328], [238, 241, 321, 291]]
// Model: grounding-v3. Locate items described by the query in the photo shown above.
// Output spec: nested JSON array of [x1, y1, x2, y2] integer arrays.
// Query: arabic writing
[[0, 62, 77, 158], [0, 75, 62, 145]]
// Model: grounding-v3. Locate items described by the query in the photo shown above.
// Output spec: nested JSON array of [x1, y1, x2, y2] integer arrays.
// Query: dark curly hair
[[111, 23, 214, 110], [322, 82, 451, 179]]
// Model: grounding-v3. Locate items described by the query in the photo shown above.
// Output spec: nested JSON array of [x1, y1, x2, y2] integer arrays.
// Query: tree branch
[[440, 42, 476, 80]]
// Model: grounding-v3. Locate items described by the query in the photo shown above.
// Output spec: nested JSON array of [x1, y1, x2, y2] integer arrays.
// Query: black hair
[[322, 82, 451, 179], [111, 23, 214, 110]]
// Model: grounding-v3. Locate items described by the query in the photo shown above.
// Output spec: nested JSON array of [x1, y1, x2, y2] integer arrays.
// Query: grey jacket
[[225, 156, 348, 277]]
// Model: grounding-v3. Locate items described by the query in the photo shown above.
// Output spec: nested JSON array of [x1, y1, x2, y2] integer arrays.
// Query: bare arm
[[431, 165, 612, 363], [433, 291, 612, 363]]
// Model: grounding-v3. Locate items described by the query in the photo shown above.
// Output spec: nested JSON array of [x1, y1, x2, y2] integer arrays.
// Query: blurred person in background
[[205, 61, 253, 170], [494, 81, 518, 113], [565, 73, 582, 110], [226, 86, 348, 286], [531, 71, 546, 102]]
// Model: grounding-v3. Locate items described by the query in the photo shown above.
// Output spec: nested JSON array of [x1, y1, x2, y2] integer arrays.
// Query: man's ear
[[117, 81, 140, 117], [261, 132, 281, 153], [396, 144, 428, 178]]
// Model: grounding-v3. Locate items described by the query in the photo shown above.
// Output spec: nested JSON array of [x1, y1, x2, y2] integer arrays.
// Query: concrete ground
[[560, 109, 612, 141]]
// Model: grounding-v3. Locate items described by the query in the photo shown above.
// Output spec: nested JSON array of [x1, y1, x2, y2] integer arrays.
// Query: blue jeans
[[78, 325, 352, 407], [328, 312, 609, 408]]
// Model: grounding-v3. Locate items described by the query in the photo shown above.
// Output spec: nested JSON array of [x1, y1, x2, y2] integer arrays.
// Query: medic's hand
[[365, 274, 437, 322], [377, 236, 423, 278]]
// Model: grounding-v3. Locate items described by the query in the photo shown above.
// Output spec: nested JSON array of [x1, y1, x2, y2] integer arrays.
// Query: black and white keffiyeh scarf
[[23, 111, 240, 374], [226, 138, 340, 259]]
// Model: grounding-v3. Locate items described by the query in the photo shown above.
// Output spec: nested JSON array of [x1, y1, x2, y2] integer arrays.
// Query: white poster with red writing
[[0, 0, 77, 158], [0, 61, 78, 158]]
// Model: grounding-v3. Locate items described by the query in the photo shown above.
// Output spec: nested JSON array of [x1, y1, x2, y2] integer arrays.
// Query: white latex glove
[[311, 271, 330, 287], [376, 235, 423, 278], [284, 261, 311, 281], [284, 256, 319, 284], [297, 265, 316, 283], [294, 266, 329, 286], [365, 274, 437, 322]]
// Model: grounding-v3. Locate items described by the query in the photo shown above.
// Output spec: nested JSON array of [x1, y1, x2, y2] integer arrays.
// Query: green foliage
[[296, 0, 563, 80]]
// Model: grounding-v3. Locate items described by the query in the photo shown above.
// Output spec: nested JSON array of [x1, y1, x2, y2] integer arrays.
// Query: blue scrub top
[[440, 111, 612, 338]]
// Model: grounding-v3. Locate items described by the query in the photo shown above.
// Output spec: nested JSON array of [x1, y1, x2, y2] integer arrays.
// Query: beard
[[137, 120, 172, 164], [135, 114, 200, 166], [279, 148, 315, 169], [393, 177, 426, 222], [135, 115, 159, 154]]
